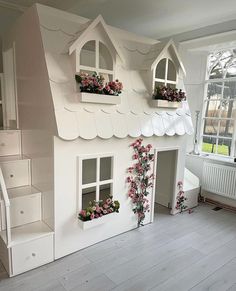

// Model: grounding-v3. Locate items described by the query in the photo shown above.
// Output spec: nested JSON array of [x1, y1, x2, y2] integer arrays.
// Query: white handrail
[[0, 167, 11, 246]]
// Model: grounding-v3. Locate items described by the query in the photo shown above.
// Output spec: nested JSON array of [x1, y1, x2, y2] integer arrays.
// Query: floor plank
[[0, 203, 236, 291]]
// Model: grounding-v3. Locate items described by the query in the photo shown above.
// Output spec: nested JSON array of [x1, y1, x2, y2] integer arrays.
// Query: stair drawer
[[10, 193, 41, 228], [0, 160, 31, 188], [11, 234, 53, 275], [0, 190, 41, 230], [0, 131, 21, 156]]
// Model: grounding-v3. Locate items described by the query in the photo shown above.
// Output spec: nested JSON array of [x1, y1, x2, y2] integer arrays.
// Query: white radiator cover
[[202, 162, 236, 200]]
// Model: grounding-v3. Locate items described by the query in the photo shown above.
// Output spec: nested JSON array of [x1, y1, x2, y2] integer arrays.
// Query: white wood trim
[[78, 66, 114, 76], [0, 73, 6, 128], [151, 39, 186, 75], [12, 42, 19, 129], [96, 156, 100, 201], [164, 58, 168, 84], [205, 76, 236, 83], [151, 146, 180, 220], [95, 40, 99, 71], [69, 15, 126, 65], [81, 182, 97, 189], [77, 157, 83, 213], [77, 153, 115, 211]]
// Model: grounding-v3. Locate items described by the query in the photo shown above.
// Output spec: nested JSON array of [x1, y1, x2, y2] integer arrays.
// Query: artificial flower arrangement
[[175, 181, 187, 213], [153, 86, 186, 102], [127, 138, 154, 227], [75, 72, 123, 96], [78, 196, 120, 222]]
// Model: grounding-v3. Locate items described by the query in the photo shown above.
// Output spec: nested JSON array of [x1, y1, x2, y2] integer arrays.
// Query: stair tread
[[0, 221, 53, 246], [0, 155, 30, 163], [0, 185, 41, 200]]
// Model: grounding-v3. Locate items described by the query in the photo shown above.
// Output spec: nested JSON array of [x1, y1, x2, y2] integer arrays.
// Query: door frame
[[150, 146, 180, 222]]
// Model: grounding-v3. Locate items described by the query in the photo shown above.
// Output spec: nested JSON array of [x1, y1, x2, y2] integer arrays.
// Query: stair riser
[[0, 160, 31, 189], [0, 131, 21, 157], [0, 193, 42, 230]]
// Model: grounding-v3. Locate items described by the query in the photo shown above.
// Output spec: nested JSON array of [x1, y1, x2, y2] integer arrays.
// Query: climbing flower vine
[[176, 181, 187, 213], [127, 138, 154, 227]]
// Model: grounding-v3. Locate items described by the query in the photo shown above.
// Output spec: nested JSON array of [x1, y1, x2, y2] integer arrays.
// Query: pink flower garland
[[175, 181, 187, 213], [127, 138, 154, 227]]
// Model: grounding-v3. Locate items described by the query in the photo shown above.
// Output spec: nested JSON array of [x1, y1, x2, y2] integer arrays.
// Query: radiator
[[202, 162, 236, 199]]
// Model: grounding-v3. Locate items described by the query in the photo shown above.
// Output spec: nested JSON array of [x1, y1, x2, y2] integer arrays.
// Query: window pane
[[99, 42, 113, 70], [82, 159, 97, 184], [221, 100, 235, 119], [219, 51, 232, 66], [226, 58, 236, 78], [202, 136, 217, 154], [203, 119, 219, 135], [79, 70, 94, 76], [207, 82, 222, 100], [219, 120, 234, 138], [232, 101, 236, 119], [167, 60, 176, 81], [100, 157, 112, 181], [80, 40, 96, 67], [82, 187, 96, 209], [223, 81, 236, 100], [205, 101, 221, 118], [99, 73, 113, 83], [166, 83, 176, 89], [155, 59, 166, 79], [99, 183, 112, 202], [155, 81, 165, 88], [217, 138, 231, 156], [209, 62, 223, 79]]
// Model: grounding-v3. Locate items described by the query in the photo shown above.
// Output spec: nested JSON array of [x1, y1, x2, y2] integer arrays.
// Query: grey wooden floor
[[1, 203, 236, 291]]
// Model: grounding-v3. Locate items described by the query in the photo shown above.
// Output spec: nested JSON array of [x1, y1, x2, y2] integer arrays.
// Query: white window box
[[78, 212, 117, 230], [78, 92, 121, 105], [150, 99, 181, 109]]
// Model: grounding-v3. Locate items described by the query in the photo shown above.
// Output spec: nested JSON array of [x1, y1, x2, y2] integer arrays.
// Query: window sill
[[187, 153, 236, 167], [78, 212, 118, 230], [78, 92, 121, 105]]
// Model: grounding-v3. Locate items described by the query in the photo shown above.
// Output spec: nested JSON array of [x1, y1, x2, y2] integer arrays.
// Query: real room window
[[79, 40, 114, 83], [201, 49, 236, 157], [154, 58, 177, 89], [78, 155, 114, 210]]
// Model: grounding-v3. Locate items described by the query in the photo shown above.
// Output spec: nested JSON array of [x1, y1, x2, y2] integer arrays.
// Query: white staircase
[[0, 130, 53, 277]]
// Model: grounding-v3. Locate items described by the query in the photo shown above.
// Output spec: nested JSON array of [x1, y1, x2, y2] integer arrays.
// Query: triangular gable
[[150, 39, 186, 75], [69, 15, 125, 64]]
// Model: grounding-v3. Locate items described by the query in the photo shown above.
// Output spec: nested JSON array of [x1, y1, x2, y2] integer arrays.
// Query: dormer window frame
[[153, 57, 178, 90], [78, 39, 115, 81]]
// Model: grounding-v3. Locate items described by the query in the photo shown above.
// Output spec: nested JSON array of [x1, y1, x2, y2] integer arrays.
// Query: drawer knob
[[0, 143, 5, 146], [32, 253, 36, 257], [20, 210, 24, 214], [10, 174, 14, 178]]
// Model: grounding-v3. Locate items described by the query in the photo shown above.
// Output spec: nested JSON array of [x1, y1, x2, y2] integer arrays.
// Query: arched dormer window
[[79, 40, 114, 83], [154, 58, 177, 89]]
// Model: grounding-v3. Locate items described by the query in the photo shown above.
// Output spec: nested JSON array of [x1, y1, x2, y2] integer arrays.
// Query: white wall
[[54, 134, 187, 259]]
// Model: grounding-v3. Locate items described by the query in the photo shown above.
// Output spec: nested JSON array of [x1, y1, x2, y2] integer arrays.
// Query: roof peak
[[68, 15, 126, 64]]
